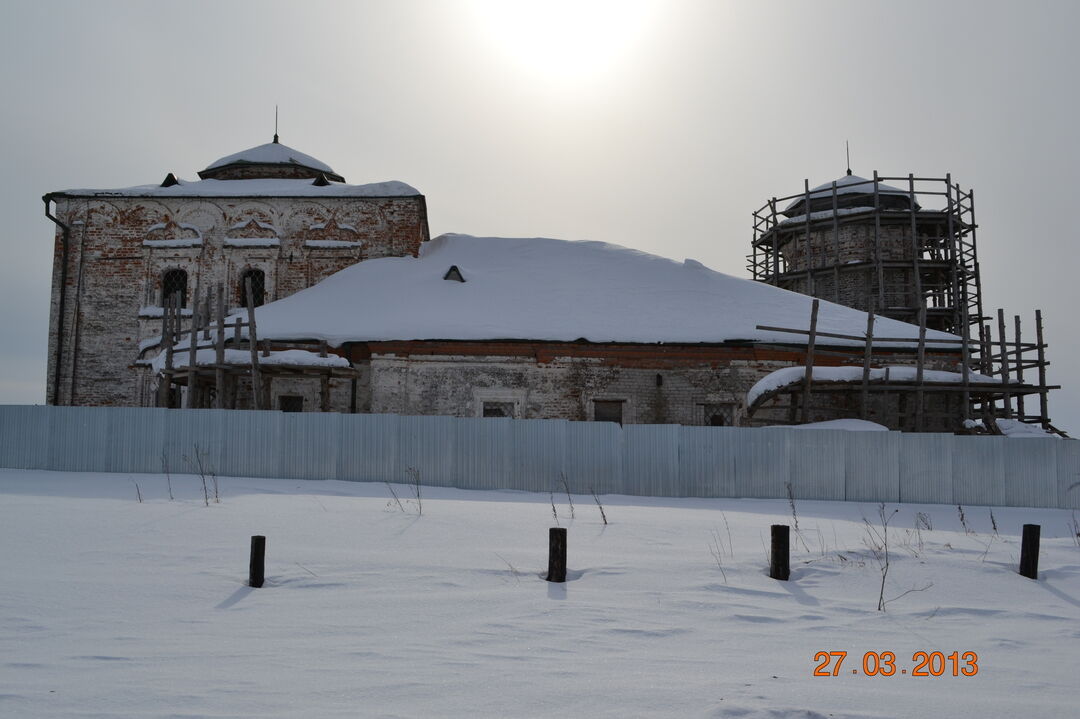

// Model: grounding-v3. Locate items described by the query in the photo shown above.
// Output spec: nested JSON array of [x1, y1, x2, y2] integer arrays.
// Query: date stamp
[[813, 651, 979, 677]]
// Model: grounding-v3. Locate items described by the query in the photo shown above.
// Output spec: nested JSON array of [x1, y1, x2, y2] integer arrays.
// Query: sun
[[469, 0, 657, 81]]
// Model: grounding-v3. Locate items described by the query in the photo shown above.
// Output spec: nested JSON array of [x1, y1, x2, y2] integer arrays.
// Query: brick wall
[[46, 193, 427, 406]]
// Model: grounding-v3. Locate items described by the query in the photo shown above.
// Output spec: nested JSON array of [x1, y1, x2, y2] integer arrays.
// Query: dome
[[782, 173, 917, 216], [198, 138, 345, 182]]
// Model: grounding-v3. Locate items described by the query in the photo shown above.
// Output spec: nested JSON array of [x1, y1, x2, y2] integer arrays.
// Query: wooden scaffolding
[[147, 280, 356, 412], [748, 173, 983, 341], [745, 300, 1062, 435]]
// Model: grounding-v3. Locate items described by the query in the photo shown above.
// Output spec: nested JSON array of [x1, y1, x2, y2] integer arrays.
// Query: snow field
[[2, 469, 1078, 718]]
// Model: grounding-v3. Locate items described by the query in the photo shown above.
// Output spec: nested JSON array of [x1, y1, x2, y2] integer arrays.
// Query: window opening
[[704, 403, 734, 427], [594, 400, 624, 425], [161, 269, 188, 309], [239, 268, 266, 307], [482, 401, 515, 418], [279, 395, 304, 413]]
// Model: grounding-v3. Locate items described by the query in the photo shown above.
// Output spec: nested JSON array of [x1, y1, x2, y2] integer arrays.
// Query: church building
[[44, 139, 1054, 432], [43, 137, 429, 407]]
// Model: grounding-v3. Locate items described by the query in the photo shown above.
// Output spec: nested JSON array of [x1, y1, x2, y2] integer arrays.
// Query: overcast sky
[[4, 0, 1079, 431]]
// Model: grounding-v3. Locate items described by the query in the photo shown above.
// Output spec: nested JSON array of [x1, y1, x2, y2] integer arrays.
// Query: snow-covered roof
[[250, 233, 962, 348], [50, 178, 420, 199], [204, 141, 335, 174], [782, 174, 912, 214], [747, 365, 999, 407]]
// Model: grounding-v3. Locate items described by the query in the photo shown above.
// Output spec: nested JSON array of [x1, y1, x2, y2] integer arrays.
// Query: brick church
[[44, 139, 1047, 431], [44, 137, 428, 408]]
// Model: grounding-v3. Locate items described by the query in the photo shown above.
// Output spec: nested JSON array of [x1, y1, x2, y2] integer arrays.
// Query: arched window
[[238, 268, 266, 307], [161, 269, 188, 309]]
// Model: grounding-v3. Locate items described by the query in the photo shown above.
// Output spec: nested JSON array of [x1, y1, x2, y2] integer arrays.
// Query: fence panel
[[624, 424, 681, 496], [455, 417, 513, 491], [0, 406, 1071, 509], [47, 405, 112, 472], [398, 414, 460, 488], [215, 410, 284, 479], [899, 434, 953, 505], [275, 412, 341, 481], [512, 418, 568, 494], [1003, 439, 1058, 508], [338, 413, 400, 483], [1058, 440, 1080, 510], [845, 431, 900, 502], [787, 429, 846, 501], [678, 426, 737, 497], [952, 436, 1006, 507], [0, 405, 49, 469], [564, 421, 624, 496], [733, 429, 790, 499], [106, 407, 167, 474]]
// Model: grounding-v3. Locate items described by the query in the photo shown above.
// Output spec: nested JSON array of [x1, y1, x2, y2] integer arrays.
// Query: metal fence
[[1, 405, 1076, 509]]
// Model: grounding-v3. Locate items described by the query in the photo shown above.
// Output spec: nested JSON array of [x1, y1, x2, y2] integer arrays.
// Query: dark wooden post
[[249, 535, 266, 588], [1019, 524, 1040, 580], [770, 524, 790, 581], [546, 527, 566, 583], [800, 299, 819, 424]]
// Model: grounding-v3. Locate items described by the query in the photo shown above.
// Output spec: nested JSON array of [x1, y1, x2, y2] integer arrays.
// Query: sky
[[3, 0, 1079, 431]]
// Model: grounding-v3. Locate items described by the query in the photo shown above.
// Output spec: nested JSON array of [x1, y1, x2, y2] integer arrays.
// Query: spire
[[845, 140, 852, 176], [273, 105, 279, 144]]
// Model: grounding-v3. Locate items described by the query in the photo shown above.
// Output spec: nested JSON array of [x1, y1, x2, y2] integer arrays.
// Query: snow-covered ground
[[3, 469, 1078, 718]]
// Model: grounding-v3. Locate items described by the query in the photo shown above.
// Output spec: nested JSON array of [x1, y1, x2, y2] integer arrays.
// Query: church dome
[[782, 173, 917, 216], [198, 137, 345, 182]]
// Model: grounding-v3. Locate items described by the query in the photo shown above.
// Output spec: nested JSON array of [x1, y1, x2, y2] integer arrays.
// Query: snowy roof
[[782, 174, 912, 214], [204, 141, 335, 174], [250, 233, 962, 348], [49, 178, 420, 199], [747, 365, 999, 407]]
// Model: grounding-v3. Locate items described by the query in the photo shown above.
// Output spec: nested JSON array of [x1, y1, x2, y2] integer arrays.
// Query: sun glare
[[470, 0, 656, 81]]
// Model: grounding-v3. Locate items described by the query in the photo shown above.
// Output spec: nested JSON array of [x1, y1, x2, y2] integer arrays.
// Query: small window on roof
[[443, 265, 465, 282]]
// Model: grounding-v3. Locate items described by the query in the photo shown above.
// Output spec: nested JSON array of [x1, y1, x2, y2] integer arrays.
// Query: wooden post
[[245, 276, 263, 410], [831, 181, 840, 304], [1036, 310, 1049, 429], [185, 299, 199, 409], [215, 284, 225, 408], [800, 299, 819, 424], [249, 535, 266, 588], [232, 317, 243, 409], [960, 300, 971, 423], [803, 179, 814, 297], [860, 299, 876, 420], [320, 374, 331, 412], [908, 174, 923, 313], [1019, 524, 1040, 580], [546, 527, 567, 583], [873, 171, 885, 308], [769, 198, 780, 284], [770, 524, 790, 581], [997, 309, 1012, 418], [1014, 315, 1025, 421], [157, 297, 174, 407], [915, 301, 927, 432]]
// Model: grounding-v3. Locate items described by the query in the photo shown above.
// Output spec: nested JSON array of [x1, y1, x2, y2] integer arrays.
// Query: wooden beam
[[860, 299, 875, 419], [800, 299, 819, 424], [1036, 309, 1049, 428], [245, 276, 263, 410]]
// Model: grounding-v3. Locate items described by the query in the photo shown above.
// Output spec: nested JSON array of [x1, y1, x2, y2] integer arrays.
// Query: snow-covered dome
[[782, 173, 917, 216], [198, 138, 345, 182]]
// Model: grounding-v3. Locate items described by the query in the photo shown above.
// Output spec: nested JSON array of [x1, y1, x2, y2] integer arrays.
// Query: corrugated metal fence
[[1, 405, 1077, 509]]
